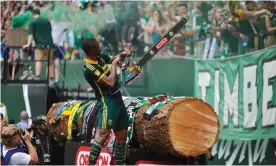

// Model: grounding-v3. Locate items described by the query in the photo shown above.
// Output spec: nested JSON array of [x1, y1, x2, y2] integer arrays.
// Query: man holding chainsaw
[[82, 38, 136, 165]]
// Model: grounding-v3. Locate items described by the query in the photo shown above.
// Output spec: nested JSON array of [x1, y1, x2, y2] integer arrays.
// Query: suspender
[[1, 144, 26, 165], [1, 144, 4, 165]]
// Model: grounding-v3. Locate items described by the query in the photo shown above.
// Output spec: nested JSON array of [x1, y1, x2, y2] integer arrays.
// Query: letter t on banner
[[198, 71, 211, 102]]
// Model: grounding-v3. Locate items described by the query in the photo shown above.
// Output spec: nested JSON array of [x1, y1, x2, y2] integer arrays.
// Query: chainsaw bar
[[110, 18, 187, 95], [137, 18, 187, 67]]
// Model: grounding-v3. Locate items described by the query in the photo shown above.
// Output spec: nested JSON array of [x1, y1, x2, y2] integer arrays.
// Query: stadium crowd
[[1, 0, 276, 81]]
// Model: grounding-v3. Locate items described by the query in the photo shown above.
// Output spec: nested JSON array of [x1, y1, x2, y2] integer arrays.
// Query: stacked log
[[46, 97, 219, 157]]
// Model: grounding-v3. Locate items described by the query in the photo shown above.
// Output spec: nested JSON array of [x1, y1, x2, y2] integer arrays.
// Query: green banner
[[194, 46, 276, 140], [208, 138, 276, 165]]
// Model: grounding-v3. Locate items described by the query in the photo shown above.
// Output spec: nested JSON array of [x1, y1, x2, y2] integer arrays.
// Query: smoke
[[48, 1, 115, 34]]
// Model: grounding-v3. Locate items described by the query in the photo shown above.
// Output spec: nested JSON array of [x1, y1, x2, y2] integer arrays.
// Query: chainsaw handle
[[119, 52, 132, 67]]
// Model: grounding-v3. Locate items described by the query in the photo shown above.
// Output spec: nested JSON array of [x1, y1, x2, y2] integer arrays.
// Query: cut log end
[[168, 98, 219, 157]]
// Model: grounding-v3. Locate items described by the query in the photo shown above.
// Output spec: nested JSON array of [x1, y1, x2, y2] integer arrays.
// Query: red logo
[[156, 38, 168, 50], [96, 151, 112, 166], [75, 146, 112, 166], [75, 146, 90, 166]]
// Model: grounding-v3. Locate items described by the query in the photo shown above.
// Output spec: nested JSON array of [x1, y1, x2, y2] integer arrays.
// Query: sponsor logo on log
[[75, 146, 90, 166], [75, 146, 112, 166], [156, 38, 168, 50]]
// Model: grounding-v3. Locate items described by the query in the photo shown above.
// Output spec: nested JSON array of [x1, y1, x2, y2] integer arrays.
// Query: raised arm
[[243, 9, 270, 17], [21, 130, 39, 165], [265, 15, 276, 33]]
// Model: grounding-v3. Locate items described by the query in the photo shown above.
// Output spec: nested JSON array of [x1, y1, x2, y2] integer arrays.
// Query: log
[[46, 97, 219, 158], [134, 97, 219, 157], [47, 102, 68, 142]]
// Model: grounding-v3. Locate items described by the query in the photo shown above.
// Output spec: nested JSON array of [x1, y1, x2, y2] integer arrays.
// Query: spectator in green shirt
[[23, 9, 55, 85]]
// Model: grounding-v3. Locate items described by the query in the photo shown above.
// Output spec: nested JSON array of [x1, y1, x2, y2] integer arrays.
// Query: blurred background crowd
[[1, 0, 276, 81], [1, 0, 276, 57]]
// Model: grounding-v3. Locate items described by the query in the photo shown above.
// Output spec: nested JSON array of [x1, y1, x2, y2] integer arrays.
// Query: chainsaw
[[110, 18, 187, 95]]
